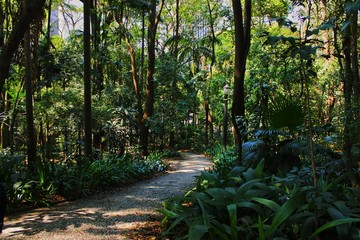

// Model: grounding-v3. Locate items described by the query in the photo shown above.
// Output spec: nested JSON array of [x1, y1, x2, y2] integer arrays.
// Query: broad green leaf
[[235, 179, 260, 201], [243, 167, 256, 181], [254, 159, 265, 179], [197, 197, 210, 226], [158, 208, 178, 218], [266, 191, 306, 239], [227, 204, 238, 240], [236, 202, 262, 214], [161, 211, 193, 235], [201, 172, 221, 187], [300, 216, 316, 239], [206, 188, 234, 202], [328, 207, 350, 237], [228, 166, 246, 178], [258, 215, 265, 240], [188, 224, 209, 240], [332, 201, 351, 216], [252, 197, 280, 212], [309, 218, 360, 239], [326, 174, 349, 191], [211, 220, 231, 239], [195, 192, 210, 201]]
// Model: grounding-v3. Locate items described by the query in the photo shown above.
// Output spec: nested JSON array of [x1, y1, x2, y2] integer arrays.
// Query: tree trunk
[[24, 0, 37, 172], [342, 6, 359, 188], [231, 0, 251, 164], [169, 0, 180, 150], [91, 0, 104, 97], [140, 7, 146, 92], [123, 27, 143, 119], [84, 0, 92, 161], [1, 92, 10, 149], [207, 0, 216, 66], [116, 15, 144, 141], [140, 0, 164, 157]]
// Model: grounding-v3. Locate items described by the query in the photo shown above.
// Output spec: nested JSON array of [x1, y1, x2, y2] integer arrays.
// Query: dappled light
[[0, 0, 359, 239], [1, 153, 211, 239]]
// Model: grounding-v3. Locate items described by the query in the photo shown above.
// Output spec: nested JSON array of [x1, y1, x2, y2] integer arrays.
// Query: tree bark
[[122, 24, 143, 119], [84, 0, 92, 161], [24, 0, 37, 172], [343, 6, 359, 188], [140, 0, 164, 156], [169, 0, 180, 150], [231, 0, 251, 164], [116, 12, 144, 142]]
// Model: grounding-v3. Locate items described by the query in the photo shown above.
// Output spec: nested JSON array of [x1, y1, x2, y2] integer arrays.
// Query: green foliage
[[0, 147, 168, 206], [161, 156, 360, 239], [206, 144, 237, 178], [53, 152, 168, 199], [267, 96, 305, 131], [0, 149, 25, 183]]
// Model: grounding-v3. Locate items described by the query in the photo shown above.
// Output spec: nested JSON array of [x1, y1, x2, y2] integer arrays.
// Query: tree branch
[[0, 0, 46, 91]]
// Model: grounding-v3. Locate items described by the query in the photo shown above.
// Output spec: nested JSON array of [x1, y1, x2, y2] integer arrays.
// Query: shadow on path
[[0, 152, 211, 240]]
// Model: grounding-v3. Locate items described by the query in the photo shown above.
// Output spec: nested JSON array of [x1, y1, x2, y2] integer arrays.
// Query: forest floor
[[0, 152, 212, 240]]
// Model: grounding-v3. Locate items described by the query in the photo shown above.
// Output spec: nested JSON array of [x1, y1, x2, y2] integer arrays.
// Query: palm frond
[[242, 139, 266, 164], [266, 96, 305, 131], [253, 129, 290, 138], [279, 139, 308, 157]]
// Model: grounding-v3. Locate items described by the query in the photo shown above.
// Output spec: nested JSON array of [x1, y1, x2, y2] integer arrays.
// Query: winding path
[[0, 152, 211, 240]]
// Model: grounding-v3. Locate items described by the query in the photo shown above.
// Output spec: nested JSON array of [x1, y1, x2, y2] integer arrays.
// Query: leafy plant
[[160, 156, 360, 240]]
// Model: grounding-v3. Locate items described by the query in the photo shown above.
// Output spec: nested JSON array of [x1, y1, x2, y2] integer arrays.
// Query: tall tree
[[139, 0, 164, 156], [24, 0, 37, 171], [84, 0, 92, 160], [342, 0, 359, 187], [231, 0, 251, 164]]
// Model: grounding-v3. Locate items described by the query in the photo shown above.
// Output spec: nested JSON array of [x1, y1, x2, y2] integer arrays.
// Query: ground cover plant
[[0, 149, 169, 210], [160, 146, 360, 240]]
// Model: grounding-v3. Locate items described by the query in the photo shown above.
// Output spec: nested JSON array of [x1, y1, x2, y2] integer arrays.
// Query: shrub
[[160, 158, 360, 240]]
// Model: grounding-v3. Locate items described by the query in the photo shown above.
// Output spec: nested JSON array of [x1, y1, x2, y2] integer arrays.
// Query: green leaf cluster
[[160, 158, 360, 239]]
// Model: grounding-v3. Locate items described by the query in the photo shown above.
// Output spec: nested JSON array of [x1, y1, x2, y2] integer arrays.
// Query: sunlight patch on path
[[0, 152, 211, 240]]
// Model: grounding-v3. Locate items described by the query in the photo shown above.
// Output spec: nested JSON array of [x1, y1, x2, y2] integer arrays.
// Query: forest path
[[1, 152, 212, 240]]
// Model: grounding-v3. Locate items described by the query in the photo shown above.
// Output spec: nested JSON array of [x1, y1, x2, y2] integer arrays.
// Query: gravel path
[[0, 152, 211, 240]]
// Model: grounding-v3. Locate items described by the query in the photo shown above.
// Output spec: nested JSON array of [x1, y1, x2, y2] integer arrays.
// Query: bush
[[160, 157, 360, 240], [0, 150, 168, 208]]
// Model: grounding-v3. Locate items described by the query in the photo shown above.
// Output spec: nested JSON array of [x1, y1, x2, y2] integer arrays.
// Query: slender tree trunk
[[116, 15, 144, 139], [24, 0, 37, 171], [140, 0, 164, 157], [91, 0, 104, 98], [319, 0, 330, 56], [122, 27, 143, 117], [207, 0, 216, 66], [0, 1, 7, 149], [169, 0, 180, 150], [84, 0, 92, 161], [231, 0, 251, 164], [0, 0, 4, 46], [1, 92, 10, 149], [140, 7, 146, 92], [342, 6, 359, 187]]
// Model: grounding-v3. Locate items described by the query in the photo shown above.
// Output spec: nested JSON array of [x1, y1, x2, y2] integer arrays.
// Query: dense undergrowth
[[0, 149, 173, 211], [160, 145, 360, 240]]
